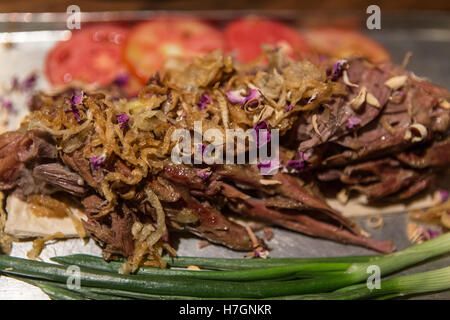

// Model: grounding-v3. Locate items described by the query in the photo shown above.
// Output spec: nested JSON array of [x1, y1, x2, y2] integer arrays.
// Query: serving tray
[[0, 10, 449, 300]]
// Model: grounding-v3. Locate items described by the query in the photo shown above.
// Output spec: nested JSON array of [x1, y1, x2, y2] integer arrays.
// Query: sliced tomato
[[304, 28, 390, 63], [224, 18, 309, 63], [45, 24, 129, 87], [124, 17, 223, 83]]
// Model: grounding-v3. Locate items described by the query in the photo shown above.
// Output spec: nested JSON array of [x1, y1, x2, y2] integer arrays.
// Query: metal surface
[[0, 11, 448, 300]]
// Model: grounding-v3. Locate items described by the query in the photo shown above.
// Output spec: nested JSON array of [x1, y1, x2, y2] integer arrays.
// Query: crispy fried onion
[[0, 192, 13, 255], [26, 232, 65, 260], [120, 188, 169, 273], [410, 199, 450, 229]]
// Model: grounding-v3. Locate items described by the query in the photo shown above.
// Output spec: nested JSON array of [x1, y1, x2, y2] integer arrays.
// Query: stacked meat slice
[[295, 59, 449, 203]]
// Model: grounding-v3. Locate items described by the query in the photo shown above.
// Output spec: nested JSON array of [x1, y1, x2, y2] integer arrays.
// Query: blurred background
[[0, 0, 449, 12], [0, 0, 447, 86]]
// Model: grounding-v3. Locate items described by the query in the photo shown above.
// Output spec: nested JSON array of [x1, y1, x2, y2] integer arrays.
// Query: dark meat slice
[[393, 173, 435, 200], [162, 163, 206, 190], [396, 139, 450, 168], [17, 130, 57, 163], [0, 130, 57, 192], [273, 171, 360, 234], [322, 110, 414, 167], [82, 194, 106, 218], [316, 169, 342, 182], [298, 59, 391, 152], [0, 151, 24, 190], [321, 77, 449, 167], [217, 182, 394, 253], [337, 158, 430, 200], [32, 163, 88, 197], [163, 184, 257, 251], [205, 166, 394, 252], [215, 164, 360, 234], [0, 132, 27, 171], [81, 195, 136, 260], [263, 195, 305, 210], [147, 178, 181, 203], [61, 150, 103, 189]]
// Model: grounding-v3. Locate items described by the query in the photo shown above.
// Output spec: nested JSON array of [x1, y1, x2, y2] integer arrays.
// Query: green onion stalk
[[0, 233, 449, 299], [275, 266, 450, 300]]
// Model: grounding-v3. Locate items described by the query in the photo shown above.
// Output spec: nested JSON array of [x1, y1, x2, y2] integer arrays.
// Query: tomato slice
[[224, 18, 309, 63], [124, 17, 224, 83], [45, 24, 129, 87], [304, 28, 390, 63]]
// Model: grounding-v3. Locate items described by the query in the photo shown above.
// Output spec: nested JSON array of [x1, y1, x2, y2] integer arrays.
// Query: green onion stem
[[17, 278, 86, 300], [161, 255, 378, 270], [51, 255, 351, 281], [274, 266, 450, 300], [0, 256, 354, 298], [1, 233, 449, 299]]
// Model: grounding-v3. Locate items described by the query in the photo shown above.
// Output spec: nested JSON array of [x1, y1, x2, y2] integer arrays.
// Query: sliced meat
[[162, 163, 206, 190], [164, 183, 257, 251], [218, 181, 394, 253], [298, 58, 391, 152], [0, 130, 58, 193], [214, 164, 360, 234], [16, 130, 57, 163], [61, 150, 103, 189], [32, 163, 88, 197], [147, 178, 181, 203], [320, 76, 449, 167], [392, 173, 435, 200], [81, 195, 136, 260], [273, 171, 360, 234], [336, 158, 430, 200], [396, 139, 450, 168], [82, 194, 105, 218]]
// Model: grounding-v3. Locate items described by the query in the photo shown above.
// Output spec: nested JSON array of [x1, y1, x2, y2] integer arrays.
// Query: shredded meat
[[0, 49, 449, 263]]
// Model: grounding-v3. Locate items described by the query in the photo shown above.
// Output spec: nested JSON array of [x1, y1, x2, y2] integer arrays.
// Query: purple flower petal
[[1, 98, 14, 112], [196, 143, 208, 156], [257, 158, 281, 175], [254, 122, 267, 131], [22, 73, 37, 91], [284, 151, 310, 173], [70, 91, 84, 122], [226, 89, 246, 104], [439, 189, 449, 202], [197, 94, 211, 111], [285, 105, 295, 111], [426, 229, 440, 239], [330, 59, 348, 81], [346, 116, 362, 129], [113, 73, 129, 87], [71, 92, 83, 106], [253, 122, 271, 147], [196, 168, 212, 180], [226, 88, 261, 106], [245, 89, 261, 104], [285, 160, 305, 169], [116, 113, 130, 129], [91, 156, 105, 170]]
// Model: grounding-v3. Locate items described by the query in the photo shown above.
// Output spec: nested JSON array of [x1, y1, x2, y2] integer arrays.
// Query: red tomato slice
[[224, 18, 309, 63], [45, 24, 129, 87], [304, 28, 390, 63], [124, 17, 224, 83]]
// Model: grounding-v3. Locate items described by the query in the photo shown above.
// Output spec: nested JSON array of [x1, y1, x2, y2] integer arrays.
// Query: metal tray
[[0, 10, 449, 300]]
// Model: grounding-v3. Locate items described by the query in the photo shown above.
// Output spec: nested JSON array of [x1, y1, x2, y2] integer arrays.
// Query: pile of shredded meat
[[0, 48, 449, 268]]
